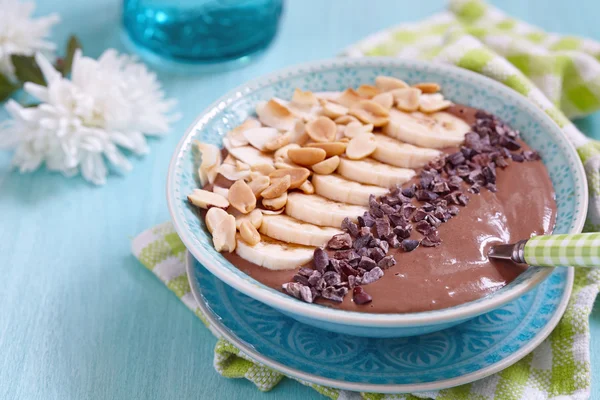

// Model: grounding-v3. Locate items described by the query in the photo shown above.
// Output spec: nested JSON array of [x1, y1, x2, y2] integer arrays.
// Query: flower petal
[[24, 82, 50, 102], [81, 152, 107, 185], [34, 52, 61, 84]]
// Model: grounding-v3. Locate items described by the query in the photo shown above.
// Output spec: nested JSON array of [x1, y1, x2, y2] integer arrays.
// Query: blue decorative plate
[[187, 253, 573, 393]]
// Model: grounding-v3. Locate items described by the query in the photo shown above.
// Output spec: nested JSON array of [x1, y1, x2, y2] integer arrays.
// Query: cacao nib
[[523, 150, 540, 161], [393, 225, 412, 239], [421, 236, 441, 247], [313, 248, 329, 272], [341, 263, 358, 277], [368, 237, 382, 248], [420, 170, 435, 189], [283, 282, 314, 303], [412, 209, 427, 222], [358, 256, 377, 271], [388, 213, 407, 227], [357, 247, 369, 257], [386, 234, 401, 248], [469, 183, 481, 194], [482, 164, 496, 184], [378, 239, 390, 253], [428, 156, 446, 171], [327, 233, 352, 250], [512, 153, 525, 162], [402, 184, 416, 198], [448, 175, 463, 190], [341, 217, 359, 237], [353, 286, 372, 305], [322, 271, 341, 287], [401, 203, 416, 219], [353, 233, 373, 249], [298, 267, 314, 277], [293, 274, 309, 285], [425, 214, 442, 228], [358, 212, 375, 228], [368, 247, 386, 262], [415, 220, 433, 235], [307, 271, 322, 286], [447, 151, 465, 166], [348, 275, 357, 289], [375, 217, 392, 238], [433, 181, 450, 193], [456, 164, 471, 177], [329, 259, 343, 274], [415, 189, 438, 202], [369, 195, 384, 217], [359, 226, 371, 237], [361, 267, 384, 284], [381, 195, 400, 207], [380, 203, 396, 215], [321, 286, 347, 302], [377, 255, 396, 269]]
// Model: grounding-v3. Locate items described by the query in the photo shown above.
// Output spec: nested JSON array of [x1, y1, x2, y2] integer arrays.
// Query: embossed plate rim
[[168, 57, 586, 327], [187, 251, 574, 393]]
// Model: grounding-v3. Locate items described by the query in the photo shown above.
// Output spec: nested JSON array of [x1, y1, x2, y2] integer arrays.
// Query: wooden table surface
[[2, 0, 600, 398]]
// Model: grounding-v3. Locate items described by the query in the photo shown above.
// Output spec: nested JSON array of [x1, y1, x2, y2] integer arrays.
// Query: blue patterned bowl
[[167, 58, 587, 338]]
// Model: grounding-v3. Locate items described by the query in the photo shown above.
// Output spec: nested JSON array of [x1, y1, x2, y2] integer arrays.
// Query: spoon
[[488, 233, 600, 267]]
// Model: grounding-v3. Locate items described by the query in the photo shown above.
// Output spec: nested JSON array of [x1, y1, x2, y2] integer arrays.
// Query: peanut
[[262, 192, 288, 210], [412, 82, 440, 93], [305, 142, 347, 158], [305, 116, 336, 142], [268, 168, 310, 189], [287, 147, 327, 166], [228, 180, 257, 214], [239, 220, 261, 246], [261, 175, 291, 199], [312, 156, 340, 175]]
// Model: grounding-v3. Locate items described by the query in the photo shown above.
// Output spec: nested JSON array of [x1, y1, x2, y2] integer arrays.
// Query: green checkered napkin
[[133, 1, 600, 398]]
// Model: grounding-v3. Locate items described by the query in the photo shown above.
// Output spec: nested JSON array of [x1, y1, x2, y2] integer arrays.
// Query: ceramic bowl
[[167, 57, 587, 338]]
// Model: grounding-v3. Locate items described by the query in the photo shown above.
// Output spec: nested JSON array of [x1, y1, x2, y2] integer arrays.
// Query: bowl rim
[[167, 57, 587, 327]]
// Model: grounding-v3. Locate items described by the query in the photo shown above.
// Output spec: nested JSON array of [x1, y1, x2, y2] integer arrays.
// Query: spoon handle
[[524, 233, 600, 267]]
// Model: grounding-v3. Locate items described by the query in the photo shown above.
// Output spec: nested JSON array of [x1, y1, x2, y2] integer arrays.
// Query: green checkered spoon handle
[[488, 233, 600, 267]]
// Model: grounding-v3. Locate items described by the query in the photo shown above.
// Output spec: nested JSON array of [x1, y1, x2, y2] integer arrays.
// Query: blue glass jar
[[122, 0, 283, 72]]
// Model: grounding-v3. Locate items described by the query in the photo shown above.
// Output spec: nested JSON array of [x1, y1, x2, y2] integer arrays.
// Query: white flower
[[0, 0, 59, 77], [0, 50, 180, 185]]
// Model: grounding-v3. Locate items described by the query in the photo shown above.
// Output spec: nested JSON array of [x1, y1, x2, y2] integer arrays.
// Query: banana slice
[[285, 193, 367, 227], [337, 158, 415, 188], [372, 134, 441, 168], [312, 173, 388, 206], [384, 109, 470, 149], [259, 214, 342, 247], [223, 137, 274, 166], [235, 234, 315, 271]]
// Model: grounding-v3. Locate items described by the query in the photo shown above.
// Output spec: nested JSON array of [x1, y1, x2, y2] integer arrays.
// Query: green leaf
[[0, 72, 20, 102], [11, 55, 46, 86], [59, 35, 83, 77]]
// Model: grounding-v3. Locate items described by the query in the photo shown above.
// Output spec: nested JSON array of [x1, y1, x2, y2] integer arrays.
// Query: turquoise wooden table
[[2, 0, 600, 399]]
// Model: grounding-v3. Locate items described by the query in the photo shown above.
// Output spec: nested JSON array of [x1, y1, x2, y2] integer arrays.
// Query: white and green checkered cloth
[[133, 1, 600, 398]]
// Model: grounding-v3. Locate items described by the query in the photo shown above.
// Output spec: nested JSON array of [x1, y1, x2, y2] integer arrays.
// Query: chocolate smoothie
[[219, 105, 557, 313]]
